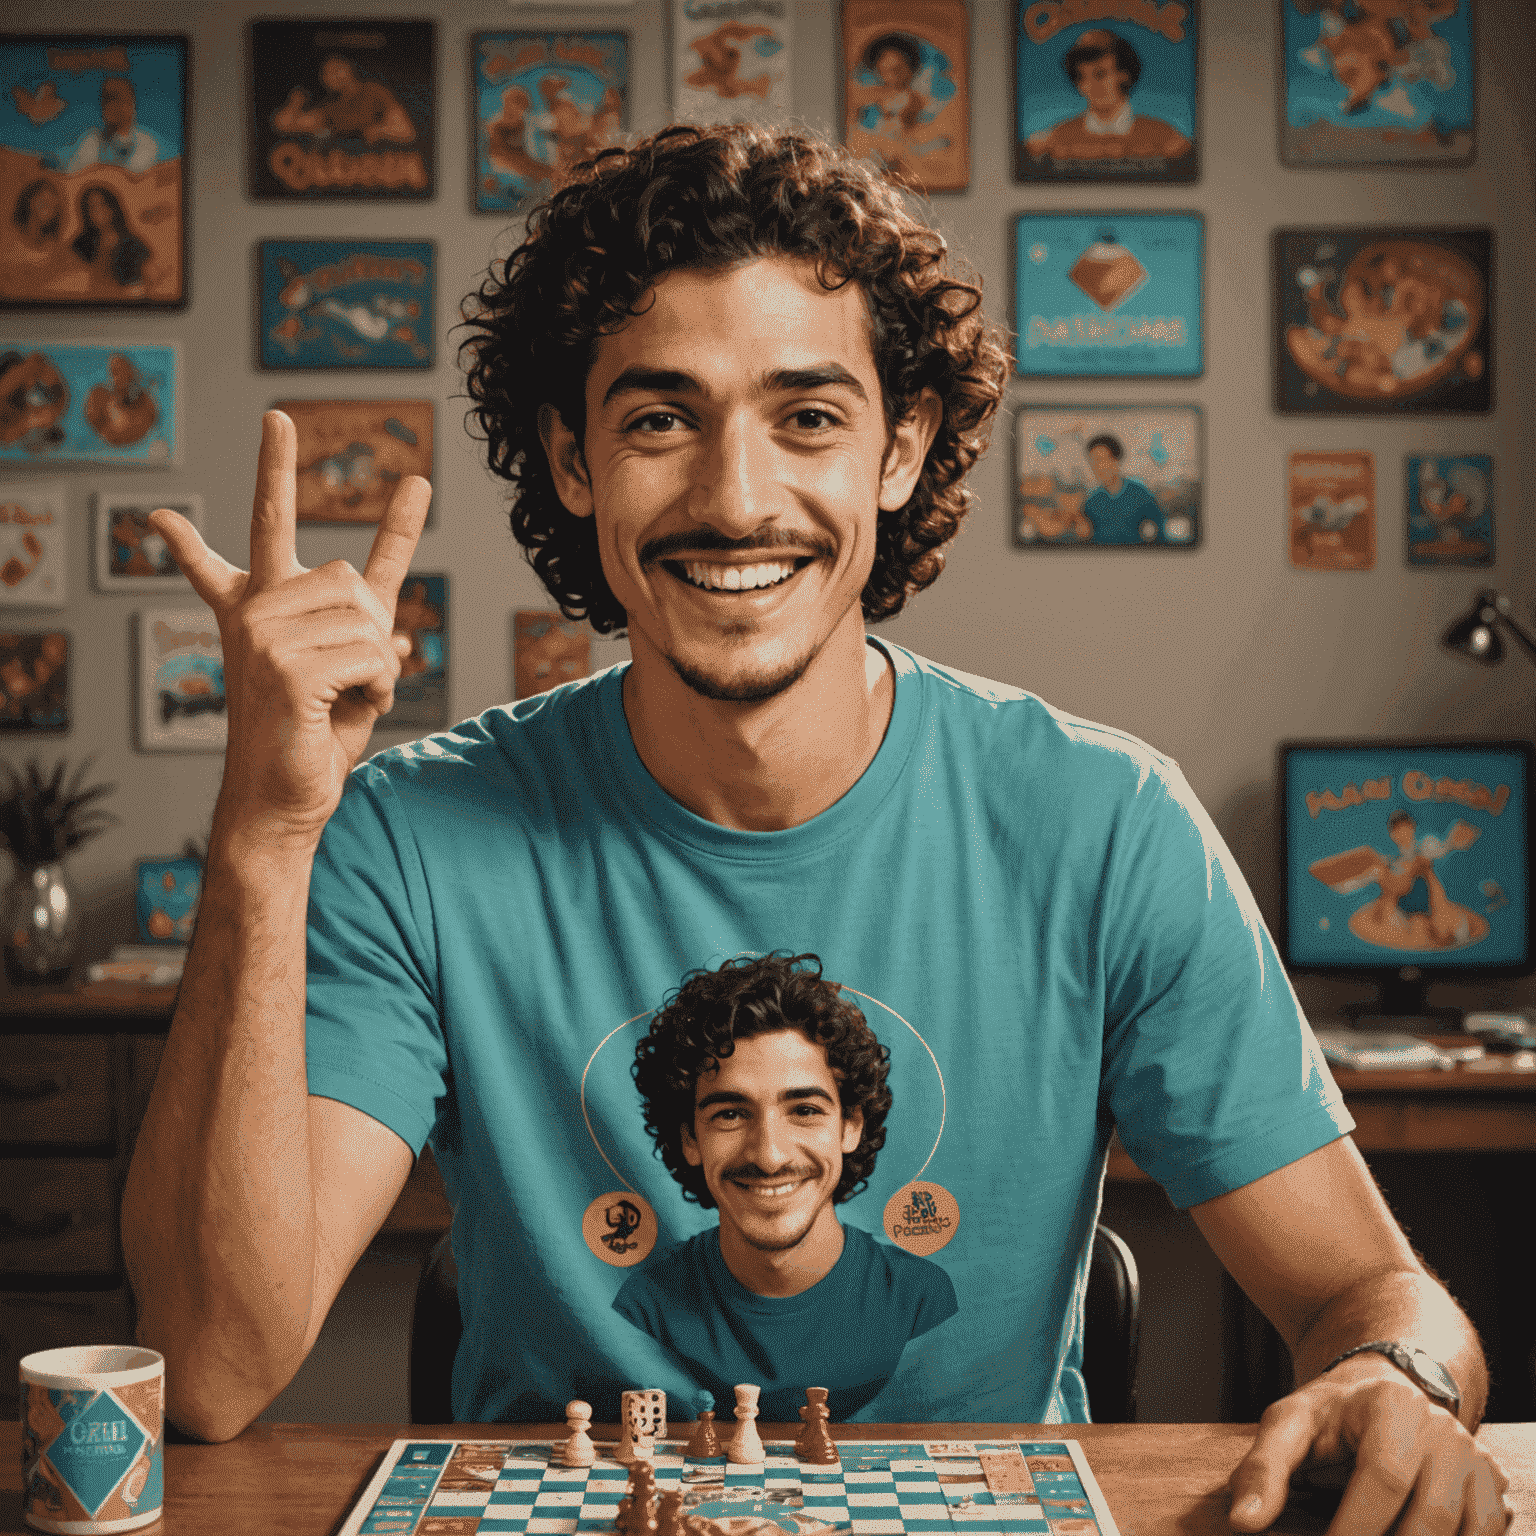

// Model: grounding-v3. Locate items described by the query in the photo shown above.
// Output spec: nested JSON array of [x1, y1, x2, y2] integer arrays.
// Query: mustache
[[640, 527, 835, 566], [723, 1162, 818, 1184]]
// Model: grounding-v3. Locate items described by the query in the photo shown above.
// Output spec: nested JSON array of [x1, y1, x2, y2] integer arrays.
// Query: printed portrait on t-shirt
[[608, 953, 958, 1422]]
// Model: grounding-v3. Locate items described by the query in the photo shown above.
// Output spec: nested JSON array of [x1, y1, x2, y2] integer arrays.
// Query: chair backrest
[[409, 1222, 1140, 1425]]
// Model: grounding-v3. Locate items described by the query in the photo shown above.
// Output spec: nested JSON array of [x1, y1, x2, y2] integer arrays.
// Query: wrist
[[1319, 1340, 1461, 1419]]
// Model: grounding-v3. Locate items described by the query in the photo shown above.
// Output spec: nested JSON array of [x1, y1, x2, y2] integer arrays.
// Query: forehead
[[695, 1028, 837, 1097]]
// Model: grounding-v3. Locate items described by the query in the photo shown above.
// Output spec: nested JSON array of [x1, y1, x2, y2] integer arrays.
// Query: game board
[[337, 1437, 1122, 1536]]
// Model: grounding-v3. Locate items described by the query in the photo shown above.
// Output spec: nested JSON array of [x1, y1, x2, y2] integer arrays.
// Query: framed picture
[[471, 32, 627, 214], [135, 855, 201, 943], [1014, 405, 1202, 549], [382, 572, 447, 730], [1406, 453, 1493, 567], [1279, 0, 1473, 169], [93, 490, 202, 591], [1274, 227, 1491, 414], [1014, 212, 1203, 378], [249, 18, 434, 201], [136, 606, 225, 752], [258, 239, 434, 369], [0, 340, 177, 465], [1288, 450, 1375, 570], [842, 0, 969, 193], [1014, 0, 1197, 184], [274, 399, 433, 525], [515, 609, 591, 699], [0, 630, 68, 732], [672, 0, 792, 126], [0, 34, 188, 309], [0, 481, 66, 607]]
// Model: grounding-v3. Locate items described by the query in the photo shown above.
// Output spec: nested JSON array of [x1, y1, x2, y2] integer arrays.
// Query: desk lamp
[[1441, 589, 1536, 668]]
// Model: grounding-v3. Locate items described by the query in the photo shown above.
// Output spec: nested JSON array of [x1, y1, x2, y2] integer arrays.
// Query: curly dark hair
[[1063, 29, 1142, 91], [459, 122, 1009, 634], [632, 952, 892, 1209]]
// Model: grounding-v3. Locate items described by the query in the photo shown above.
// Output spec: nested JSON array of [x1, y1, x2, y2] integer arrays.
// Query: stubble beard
[[665, 634, 822, 704]]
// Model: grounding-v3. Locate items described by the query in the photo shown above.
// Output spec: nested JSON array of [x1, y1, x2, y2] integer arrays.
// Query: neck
[[622, 621, 893, 831], [718, 1211, 846, 1298]]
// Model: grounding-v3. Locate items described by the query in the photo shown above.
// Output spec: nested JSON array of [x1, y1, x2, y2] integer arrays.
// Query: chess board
[[337, 1438, 1122, 1536]]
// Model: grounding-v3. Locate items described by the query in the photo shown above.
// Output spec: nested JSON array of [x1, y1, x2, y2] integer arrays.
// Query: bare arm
[[120, 411, 430, 1443]]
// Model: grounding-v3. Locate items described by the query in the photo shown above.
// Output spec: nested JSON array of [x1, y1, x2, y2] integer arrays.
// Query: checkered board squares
[[338, 1440, 1120, 1536]]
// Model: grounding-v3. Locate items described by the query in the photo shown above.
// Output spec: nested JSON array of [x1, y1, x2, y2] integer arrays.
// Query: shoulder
[[613, 1233, 714, 1310], [842, 1226, 958, 1323]]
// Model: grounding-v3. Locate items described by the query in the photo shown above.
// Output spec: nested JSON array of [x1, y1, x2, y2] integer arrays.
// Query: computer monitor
[[1278, 739, 1533, 1023]]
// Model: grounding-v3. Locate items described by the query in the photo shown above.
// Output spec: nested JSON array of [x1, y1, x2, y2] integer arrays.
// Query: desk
[[1, 1420, 1531, 1536]]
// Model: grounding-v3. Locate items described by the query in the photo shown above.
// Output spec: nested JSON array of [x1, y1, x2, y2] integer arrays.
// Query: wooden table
[[2, 1421, 1532, 1536]]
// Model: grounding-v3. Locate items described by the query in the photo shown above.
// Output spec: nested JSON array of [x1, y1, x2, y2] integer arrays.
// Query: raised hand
[[148, 409, 431, 851]]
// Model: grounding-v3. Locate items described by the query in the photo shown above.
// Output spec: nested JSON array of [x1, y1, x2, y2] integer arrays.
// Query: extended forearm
[[121, 820, 322, 1441]]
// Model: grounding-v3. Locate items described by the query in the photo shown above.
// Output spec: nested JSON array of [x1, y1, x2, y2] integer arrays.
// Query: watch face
[[1406, 1348, 1459, 1402]]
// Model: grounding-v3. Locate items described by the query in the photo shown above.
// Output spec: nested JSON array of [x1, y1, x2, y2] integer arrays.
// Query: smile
[[732, 1176, 811, 1199], [666, 558, 811, 592]]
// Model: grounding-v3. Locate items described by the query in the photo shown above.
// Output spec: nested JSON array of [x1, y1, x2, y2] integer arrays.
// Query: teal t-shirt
[[304, 639, 1352, 1424]]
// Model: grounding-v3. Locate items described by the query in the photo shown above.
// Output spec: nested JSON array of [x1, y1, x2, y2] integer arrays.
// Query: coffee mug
[[19, 1345, 164, 1534]]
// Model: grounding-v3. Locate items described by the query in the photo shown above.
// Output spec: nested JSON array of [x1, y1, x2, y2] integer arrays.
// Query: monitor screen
[[1279, 740, 1532, 980]]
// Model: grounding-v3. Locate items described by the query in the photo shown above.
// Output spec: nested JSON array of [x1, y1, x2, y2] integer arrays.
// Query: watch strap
[[1322, 1339, 1461, 1417]]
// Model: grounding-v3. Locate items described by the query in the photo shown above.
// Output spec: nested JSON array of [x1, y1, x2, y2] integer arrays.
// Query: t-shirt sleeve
[[1097, 757, 1353, 1209], [304, 759, 447, 1155]]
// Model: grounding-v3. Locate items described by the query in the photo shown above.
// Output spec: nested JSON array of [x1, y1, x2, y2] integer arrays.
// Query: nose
[[688, 412, 772, 538], [743, 1109, 794, 1175]]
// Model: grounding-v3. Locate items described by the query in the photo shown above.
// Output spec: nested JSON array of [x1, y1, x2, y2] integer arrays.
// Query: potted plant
[[0, 757, 117, 985]]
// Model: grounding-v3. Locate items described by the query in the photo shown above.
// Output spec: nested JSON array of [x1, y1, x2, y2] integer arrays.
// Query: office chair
[[410, 1222, 1141, 1425]]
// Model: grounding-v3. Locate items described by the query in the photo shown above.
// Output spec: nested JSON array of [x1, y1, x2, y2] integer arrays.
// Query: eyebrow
[[695, 1085, 838, 1111], [601, 363, 869, 409]]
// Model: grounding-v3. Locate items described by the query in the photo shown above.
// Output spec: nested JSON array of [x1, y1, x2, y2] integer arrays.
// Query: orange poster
[[1288, 450, 1374, 570]]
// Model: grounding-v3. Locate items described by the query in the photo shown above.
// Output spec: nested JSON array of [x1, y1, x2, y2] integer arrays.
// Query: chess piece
[[656, 1489, 687, 1536], [561, 1400, 597, 1468], [617, 1389, 661, 1464], [795, 1387, 837, 1465], [726, 1383, 765, 1465], [617, 1462, 659, 1536], [686, 1408, 722, 1459]]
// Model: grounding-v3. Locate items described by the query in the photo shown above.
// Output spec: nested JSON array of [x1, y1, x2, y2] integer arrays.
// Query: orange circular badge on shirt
[[582, 1191, 658, 1267], [883, 1181, 960, 1257]]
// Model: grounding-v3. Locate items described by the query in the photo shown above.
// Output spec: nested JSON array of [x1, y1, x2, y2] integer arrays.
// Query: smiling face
[[682, 1028, 864, 1262], [1073, 53, 1130, 114], [539, 255, 936, 704]]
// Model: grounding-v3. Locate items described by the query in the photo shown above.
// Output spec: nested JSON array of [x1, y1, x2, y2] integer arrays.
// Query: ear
[[878, 388, 943, 513], [537, 402, 595, 520], [681, 1121, 702, 1167], [840, 1105, 864, 1156]]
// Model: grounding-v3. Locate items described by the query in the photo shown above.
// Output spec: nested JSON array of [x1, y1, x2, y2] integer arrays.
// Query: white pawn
[[726, 1383, 764, 1465], [561, 1400, 597, 1468]]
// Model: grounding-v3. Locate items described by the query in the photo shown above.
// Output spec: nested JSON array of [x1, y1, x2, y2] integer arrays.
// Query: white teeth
[[683, 561, 797, 591]]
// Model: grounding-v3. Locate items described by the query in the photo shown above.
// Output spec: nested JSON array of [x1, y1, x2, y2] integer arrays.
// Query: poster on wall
[[258, 239, 435, 369], [841, 0, 969, 193], [0, 34, 187, 309], [471, 32, 627, 213], [0, 341, 177, 466], [1013, 0, 1197, 183], [1406, 453, 1492, 567], [1013, 404, 1201, 549], [1279, 0, 1473, 169], [672, 0, 793, 127], [1289, 449, 1375, 570], [514, 609, 591, 699], [0, 630, 68, 732], [136, 605, 225, 753], [249, 18, 435, 200], [273, 398, 433, 525], [0, 481, 66, 607], [1014, 212, 1202, 378], [94, 490, 202, 590], [1274, 227, 1491, 415], [382, 572, 448, 729]]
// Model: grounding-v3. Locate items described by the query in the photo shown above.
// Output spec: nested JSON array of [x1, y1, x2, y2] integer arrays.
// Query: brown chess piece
[[686, 1409, 722, 1459], [795, 1387, 837, 1465], [656, 1489, 687, 1536], [617, 1462, 658, 1536]]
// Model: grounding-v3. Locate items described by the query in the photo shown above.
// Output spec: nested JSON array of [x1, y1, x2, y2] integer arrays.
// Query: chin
[[666, 647, 816, 704]]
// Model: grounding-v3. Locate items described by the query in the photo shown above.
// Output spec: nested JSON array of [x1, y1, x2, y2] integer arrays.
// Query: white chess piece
[[727, 1383, 765, 1465], [562, 1400, 596, 1468]]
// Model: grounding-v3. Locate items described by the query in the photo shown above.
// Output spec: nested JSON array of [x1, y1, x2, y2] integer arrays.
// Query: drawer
[[0, 1158, 118, 1275], [0, 1036, 113, 1146], [0, 1288, 134, 1419]]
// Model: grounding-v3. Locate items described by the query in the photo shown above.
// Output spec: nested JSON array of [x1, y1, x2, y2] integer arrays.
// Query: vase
[[3, 860, 79, 986]]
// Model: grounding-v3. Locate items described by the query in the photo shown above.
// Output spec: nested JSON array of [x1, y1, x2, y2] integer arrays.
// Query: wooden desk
[[1, 1420, 1531, 1536]]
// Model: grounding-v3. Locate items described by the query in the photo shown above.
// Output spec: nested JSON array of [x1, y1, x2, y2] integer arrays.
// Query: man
[[66, 77, 158, 174], [271, 55, 415, 146], [1083, 434, 1165, 544], [615, 953, 957, 1420], [123, 123, 1510, 1535]]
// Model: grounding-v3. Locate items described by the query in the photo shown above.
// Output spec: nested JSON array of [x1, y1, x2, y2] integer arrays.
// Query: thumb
[[147, 507, 246, 610]]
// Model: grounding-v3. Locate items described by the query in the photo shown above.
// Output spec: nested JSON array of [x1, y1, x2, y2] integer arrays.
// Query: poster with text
[[136, 605, 224, 752], [472, 32, 627, 213], [249, 18, 434, 200], [843, 0, 969, 193], [1014, 0, 1197, 183], [0, 629, 67, 731], [1289, 450, 1375, 570], [1274, 226, 1491, 414], [0, 341, 177, 466], [0, 481, 66, 606], [275, 398, 433, 525], [258, 239, 434, 369], [1014, 212, 1202, 378], [0, 35, 186, 309], [1014, 404, 1201, 549], [672, 0, 792, 127], [384, 572, 448, 729], [1280, 0, 1473, 169], [1406, 453, 1492, 567]]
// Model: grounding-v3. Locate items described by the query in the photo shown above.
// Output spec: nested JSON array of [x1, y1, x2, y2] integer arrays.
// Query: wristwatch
[[1322, 1340, 1461, 1418]]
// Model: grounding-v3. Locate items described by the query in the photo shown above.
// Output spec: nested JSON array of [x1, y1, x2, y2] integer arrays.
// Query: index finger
[[249, 410, 301, 591], [363, 473, 432, 607]]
